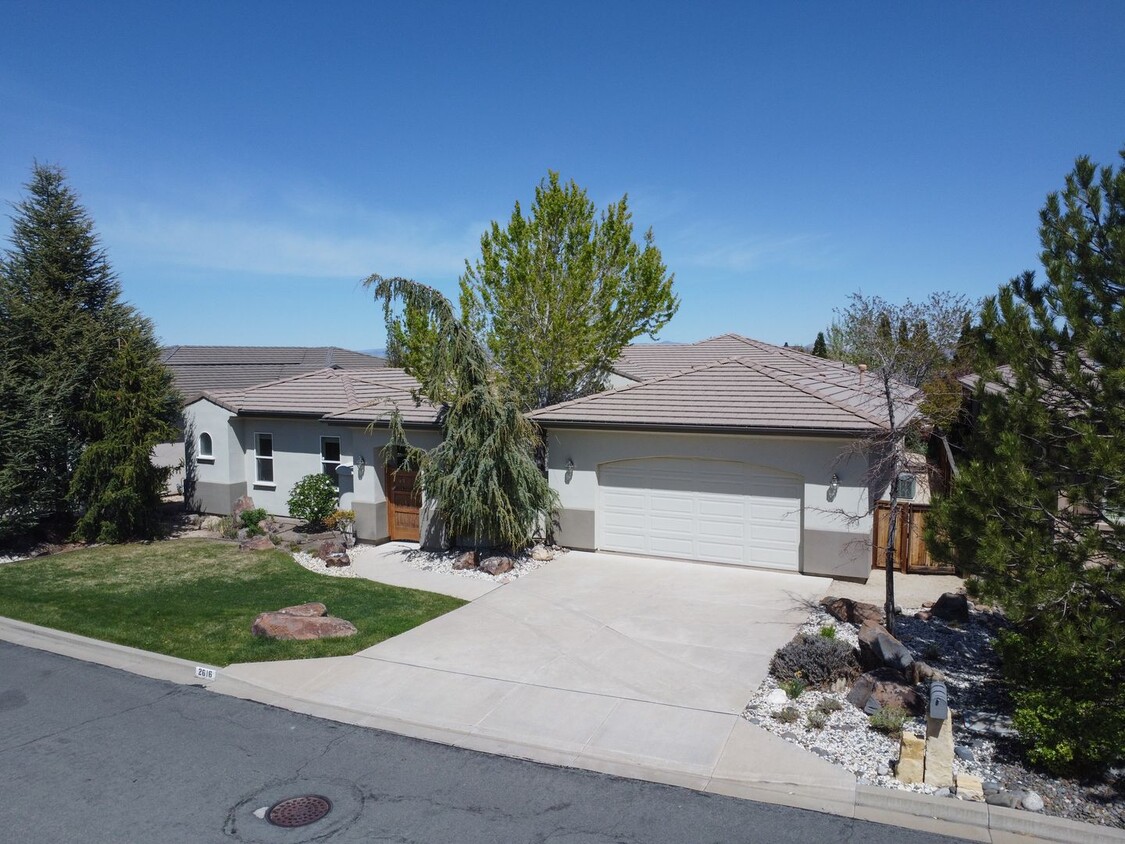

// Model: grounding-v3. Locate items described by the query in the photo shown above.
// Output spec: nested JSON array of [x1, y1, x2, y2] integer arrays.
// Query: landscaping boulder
[[858, 621, 914, 674], [820, 596, 883, 626], [452, 550, 478, 570], [479, 555, 514, 576], [931, 592, 970, 623], [318, 540, 351, 567], [232, 495, 256, 521], [258, 518, 280, 535], [529, 544, 555, 562], [847, 667, 923, 715], [276, 602, 327, 617], [200, 515, 224, 532], [251, 612, 357, 640], [911, 660, 945, 685], [239, 535, 274, 551]]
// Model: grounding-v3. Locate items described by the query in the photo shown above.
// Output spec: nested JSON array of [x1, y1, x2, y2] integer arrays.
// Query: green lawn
[[0, 539, 465, 666]]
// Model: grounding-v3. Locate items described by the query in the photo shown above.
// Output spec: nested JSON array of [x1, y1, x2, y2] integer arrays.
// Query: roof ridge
[[236, 367, 340, 393], [530, 355, 747, 417], [733, 358, 890, 427]]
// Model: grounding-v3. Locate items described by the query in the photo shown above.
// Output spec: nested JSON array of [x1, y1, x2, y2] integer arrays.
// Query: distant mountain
[[357, 348, 387, 357]]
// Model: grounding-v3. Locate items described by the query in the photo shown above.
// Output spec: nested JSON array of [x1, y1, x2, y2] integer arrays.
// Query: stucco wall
[[543, 428, 873, 579], [180, 399, 440, 543]]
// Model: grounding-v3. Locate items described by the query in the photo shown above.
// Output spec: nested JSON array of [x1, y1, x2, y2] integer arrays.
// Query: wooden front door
[[386, 466, 422, 542]]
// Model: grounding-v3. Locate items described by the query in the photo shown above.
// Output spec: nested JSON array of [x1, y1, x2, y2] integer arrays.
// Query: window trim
[[197, 431, 214, 463], [321, 436, 342, 486], [254, 432, 275, 488]]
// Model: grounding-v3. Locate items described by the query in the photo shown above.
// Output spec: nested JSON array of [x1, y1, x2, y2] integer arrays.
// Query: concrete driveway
[[223, 551, 858, 813]]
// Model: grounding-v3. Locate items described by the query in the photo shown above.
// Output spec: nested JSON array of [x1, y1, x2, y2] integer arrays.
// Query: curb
[[3, 617, 1122, 844]]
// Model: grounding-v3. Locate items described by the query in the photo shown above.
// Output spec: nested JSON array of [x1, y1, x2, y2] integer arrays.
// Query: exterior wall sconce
[[564, 458, 574, 484], [827, 472, 840, 502]]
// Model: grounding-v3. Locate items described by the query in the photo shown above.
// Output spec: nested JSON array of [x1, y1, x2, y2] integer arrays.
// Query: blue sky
[[2, 1, 1122, 350]]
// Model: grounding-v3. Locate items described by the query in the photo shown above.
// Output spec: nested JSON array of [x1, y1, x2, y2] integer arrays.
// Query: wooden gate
[[385, 466, 421, 542], [872, 501, 954, 574]]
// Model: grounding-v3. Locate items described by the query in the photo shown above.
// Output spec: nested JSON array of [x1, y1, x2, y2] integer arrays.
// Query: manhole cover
[[267, 795, 332, 828]]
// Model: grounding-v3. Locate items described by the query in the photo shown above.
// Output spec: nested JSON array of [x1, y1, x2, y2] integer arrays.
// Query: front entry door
[[386, 466, 422, 542]]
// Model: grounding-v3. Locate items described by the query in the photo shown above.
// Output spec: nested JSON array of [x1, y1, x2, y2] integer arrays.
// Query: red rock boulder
[[251, 612, 357, 640]]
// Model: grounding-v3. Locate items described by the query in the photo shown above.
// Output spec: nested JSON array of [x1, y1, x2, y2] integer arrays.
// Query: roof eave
[[533, 420, 879, 438]]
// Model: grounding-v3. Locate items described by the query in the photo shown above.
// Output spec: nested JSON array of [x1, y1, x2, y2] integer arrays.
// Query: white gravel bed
[[743, 606, 1000, 794], [392, 545, 563, 582], [292, 550, 362, 578], [0, 553, 28, 565]]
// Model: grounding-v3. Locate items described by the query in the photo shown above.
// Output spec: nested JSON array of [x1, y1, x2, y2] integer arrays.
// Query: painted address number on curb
[[194, 666, 217, 681]]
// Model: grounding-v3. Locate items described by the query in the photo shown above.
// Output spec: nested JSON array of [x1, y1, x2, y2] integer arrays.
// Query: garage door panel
[[599, 458, 801, 570]]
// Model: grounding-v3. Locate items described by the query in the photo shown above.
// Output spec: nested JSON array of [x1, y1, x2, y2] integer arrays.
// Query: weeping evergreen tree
[[365, 274, 557, 551], [0, 163, 178, 542]]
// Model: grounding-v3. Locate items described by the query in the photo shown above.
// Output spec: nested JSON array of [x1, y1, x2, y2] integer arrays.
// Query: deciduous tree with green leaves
[[928, 149, 1125, 774], [0, 163, 179, 542], [366, 274, 557, 552], [448, 171, 677, 411]]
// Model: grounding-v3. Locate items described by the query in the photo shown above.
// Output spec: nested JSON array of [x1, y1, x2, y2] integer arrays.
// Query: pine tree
[[0, 163, 179, 541], [811, 331, 828, 358], [366, 274, 557, 551], [928, 148, 1125, 773]]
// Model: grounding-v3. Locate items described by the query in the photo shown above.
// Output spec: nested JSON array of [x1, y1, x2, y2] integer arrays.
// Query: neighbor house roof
[[162, 345, 386, 403], [612, 333, 854, 382], [531, 354, 918, 435], [197, 368, 441, 427]]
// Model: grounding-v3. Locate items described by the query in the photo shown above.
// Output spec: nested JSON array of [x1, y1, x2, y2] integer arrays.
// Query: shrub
[[819, 625, 837, 639], [923, 642, 943, 662], [218, 516, 237, 540], [324, 509, 356, 530], [770, 634, 861, 688], [287, 474, 338, 529], [806, 711, 827, 730], [868, 706, 909, 737], [773, 706, 800, 724], [816, 697, 844, 715], [780, 677, 806, 699], [239, 507, 270, 536]]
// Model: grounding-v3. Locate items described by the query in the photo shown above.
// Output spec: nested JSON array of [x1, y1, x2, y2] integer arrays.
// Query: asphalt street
[[0, 641, 970, 843]]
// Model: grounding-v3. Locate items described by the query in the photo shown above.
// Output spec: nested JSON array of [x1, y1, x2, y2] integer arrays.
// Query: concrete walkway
[[347, 542, 499, 601]]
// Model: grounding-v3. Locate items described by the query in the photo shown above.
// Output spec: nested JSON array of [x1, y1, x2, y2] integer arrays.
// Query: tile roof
[[531, 353, 919, 435], [161, 345, 386, 403], [612, 333, 850, 382], [197, 368, 441, 427]]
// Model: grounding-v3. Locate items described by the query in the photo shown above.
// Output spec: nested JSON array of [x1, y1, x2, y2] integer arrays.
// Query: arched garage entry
[[596, 457, 803, 571]]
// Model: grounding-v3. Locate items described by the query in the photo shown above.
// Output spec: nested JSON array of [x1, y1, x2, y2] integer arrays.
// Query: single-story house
[[530, 336, 916, 579], [157, 345, 386, 494], [183, 367, 438, 543]]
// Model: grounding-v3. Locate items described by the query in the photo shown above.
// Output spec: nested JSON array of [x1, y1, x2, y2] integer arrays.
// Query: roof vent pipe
[[858, 363, 867, 386]]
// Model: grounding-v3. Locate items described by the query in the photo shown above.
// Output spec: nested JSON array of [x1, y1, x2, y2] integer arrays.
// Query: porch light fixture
[[827, 472, 840, 502], [564, 457, 574, 484]]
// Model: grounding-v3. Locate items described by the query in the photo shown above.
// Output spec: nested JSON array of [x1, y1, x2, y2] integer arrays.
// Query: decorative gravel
[[0, 553, 28, 565], [392, 545, 563, 583], [292, 550, 362, 578], [743, 604, 1124, 829]]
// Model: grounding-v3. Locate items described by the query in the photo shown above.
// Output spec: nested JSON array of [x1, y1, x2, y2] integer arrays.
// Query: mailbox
[[929, 680, 949, 721]]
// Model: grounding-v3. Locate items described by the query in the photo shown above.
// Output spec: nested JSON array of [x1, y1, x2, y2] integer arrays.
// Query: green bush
[[772, 706, 800, 724], [819, 625, 837, 639], [770, 634, 860, 688], [239, 507, 270, 536], [997, 629, 1125, 775], [780, 677, 806, 699], [816, 697, 844, 715], [286, 474, 338, 529], [868, 706, 908, 737]]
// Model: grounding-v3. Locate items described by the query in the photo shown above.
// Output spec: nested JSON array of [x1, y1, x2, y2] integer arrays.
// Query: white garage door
[[598, 458, 802, 570]]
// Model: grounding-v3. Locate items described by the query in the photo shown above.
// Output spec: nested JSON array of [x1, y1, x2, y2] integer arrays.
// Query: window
[[321, 436, 341, 484], [198, 432, 213, 460], [895, 472, 916, 500], [255, 433, 274, 485]]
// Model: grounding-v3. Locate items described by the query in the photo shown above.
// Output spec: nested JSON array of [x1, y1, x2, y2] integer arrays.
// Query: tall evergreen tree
[[811, 331, 828, 358], [0, 163, 178, 542], [928, 149, 1125, 774], [452, 171, 677, 411]]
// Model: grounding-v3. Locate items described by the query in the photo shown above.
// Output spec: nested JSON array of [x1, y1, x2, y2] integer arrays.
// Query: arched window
[[198, 432, 213, 459]]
